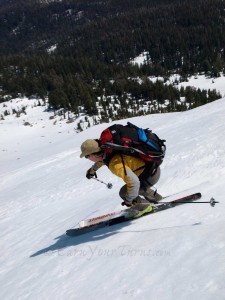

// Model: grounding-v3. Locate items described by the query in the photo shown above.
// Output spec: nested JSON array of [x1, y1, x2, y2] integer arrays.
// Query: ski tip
[[195, 192, 202, 199]]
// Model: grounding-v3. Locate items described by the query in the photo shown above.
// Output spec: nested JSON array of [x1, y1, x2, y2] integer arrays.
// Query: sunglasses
[[85, 155, 91, 159]]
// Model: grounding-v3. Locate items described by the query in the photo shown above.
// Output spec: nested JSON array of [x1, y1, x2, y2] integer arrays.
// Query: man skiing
[[80, 138, 163, 217]]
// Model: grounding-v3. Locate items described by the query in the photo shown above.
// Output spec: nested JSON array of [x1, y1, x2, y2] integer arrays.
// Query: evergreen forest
[[0, 0, 224, 120]]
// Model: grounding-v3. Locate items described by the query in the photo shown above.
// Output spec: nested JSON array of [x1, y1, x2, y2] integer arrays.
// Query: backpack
[[100, 122, 166, 166]]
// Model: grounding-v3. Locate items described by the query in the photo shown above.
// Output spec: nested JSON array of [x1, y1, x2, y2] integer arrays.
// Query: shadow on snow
[[30, 221, 201, 258]]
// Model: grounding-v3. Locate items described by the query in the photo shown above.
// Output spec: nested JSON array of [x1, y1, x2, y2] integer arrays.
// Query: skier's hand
[[86, 168, 97, 179]]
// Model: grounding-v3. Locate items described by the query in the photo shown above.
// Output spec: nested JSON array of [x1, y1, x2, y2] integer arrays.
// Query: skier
[[80, 139, 163, 217]]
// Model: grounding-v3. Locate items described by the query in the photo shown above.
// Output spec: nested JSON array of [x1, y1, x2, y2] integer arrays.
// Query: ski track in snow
[[0, 98, 225, 300]]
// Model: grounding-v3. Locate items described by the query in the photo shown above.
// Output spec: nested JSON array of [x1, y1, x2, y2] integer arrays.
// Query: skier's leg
[[119, 184, 153, 215], [139, 167, 163, 202]]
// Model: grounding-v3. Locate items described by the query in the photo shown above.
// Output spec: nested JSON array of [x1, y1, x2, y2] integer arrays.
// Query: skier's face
[[85, 153, 103, 162]]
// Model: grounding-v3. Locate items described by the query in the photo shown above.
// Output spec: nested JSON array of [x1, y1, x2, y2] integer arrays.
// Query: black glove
[[86, 168, 97, 179]]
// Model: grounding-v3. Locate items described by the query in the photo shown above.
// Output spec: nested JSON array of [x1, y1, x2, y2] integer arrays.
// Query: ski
[[78, 191, 203, 227], [66, 192, 202, 237]]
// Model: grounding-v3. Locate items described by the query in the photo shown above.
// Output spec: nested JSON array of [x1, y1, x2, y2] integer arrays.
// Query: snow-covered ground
[[149, 74, 225, 98], [1, 92, 225, 299], [130, 51, 150, 66], [131, 51, 225, 97], [177, 74, 225, 97]]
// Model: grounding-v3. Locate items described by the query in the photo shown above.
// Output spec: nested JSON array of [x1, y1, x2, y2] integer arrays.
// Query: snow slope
[[0, 98, 225, 300]]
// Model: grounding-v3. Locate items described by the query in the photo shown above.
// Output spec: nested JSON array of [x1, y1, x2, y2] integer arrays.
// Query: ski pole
[[93, 177, 113, 189], [158, 198, 218, 207]]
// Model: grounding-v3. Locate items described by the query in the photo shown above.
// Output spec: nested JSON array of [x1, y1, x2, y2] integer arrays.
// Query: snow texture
[[0, 94, 225, 299]]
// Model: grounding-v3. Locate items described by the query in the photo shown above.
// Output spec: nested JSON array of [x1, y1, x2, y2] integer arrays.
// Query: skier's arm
[[92, 161, 104, 171]]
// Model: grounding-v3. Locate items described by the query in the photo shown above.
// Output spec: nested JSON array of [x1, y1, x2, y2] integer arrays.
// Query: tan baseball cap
[[80, 139, 101, 158]]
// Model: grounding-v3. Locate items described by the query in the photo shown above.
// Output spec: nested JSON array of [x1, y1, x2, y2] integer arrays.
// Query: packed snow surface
[[0, 97, 225, 300]]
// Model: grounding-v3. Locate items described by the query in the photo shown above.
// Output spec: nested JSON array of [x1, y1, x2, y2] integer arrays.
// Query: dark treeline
[[0, 0, 224, 116]]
